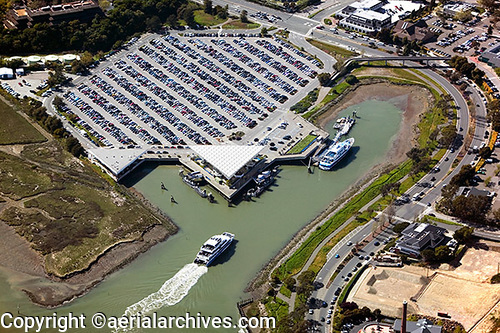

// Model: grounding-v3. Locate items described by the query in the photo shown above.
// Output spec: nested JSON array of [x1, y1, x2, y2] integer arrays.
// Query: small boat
[[194, 232, 235, 266], [170, 195, 176, 203], [247, 168, 279, 197]]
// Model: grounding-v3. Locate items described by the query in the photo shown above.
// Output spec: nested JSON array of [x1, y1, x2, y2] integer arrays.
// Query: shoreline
[[0, 81, 432, 309], [0, 182, 178, 308], [246, 80, 433, 295]]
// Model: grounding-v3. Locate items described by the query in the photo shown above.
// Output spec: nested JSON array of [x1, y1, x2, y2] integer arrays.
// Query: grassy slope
[[0, 98, 46, 145], [194, 10, 227, 27], [222, 20, 260, 29]]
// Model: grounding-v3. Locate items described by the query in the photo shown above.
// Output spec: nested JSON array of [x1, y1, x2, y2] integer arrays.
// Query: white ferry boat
[[194, 232, 235, 266], [318, 138, 355, 171]]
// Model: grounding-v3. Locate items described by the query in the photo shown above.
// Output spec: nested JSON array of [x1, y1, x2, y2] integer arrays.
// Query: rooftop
[[88, 147, 146, 176], [190, 145, 263, 179]]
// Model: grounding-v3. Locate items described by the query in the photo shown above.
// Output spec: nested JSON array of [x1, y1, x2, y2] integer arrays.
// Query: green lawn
[[304, 81, 352, 120], [279, 285, 292, 298], [286, 134, 318, 155], [193, 10, 227, 27], [264, 297, 289, 320], [222, 20, 260, 29], [0, 97, 46, 145], [307, 39, 356, 58]]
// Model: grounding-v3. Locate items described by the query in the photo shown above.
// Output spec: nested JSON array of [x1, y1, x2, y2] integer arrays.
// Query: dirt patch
[[351, 246, 500, 330], [317, 82, 432, 165]]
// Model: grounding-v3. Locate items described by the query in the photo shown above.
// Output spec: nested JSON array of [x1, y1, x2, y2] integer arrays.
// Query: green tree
[[478, 0, 496, 12], [53, 95, 65, 110], [454, 10, 472, 22], [345, 75, 358, 85], [240, 9, 249, 23], [478, 146, 492, 159], [439, 124, 457, 147], [47, 66, 67, 87], [434, 245, 451, 261], [450, 165, 476, 187], [421, 248, 436, 262], [452, 195, 491, 223], [260, 27, 268, 36], [317, 73, 331, 86], [283, 277, 296, 291], [146, 15, 162, 32], [166, 14, 178, 27], [453, 226, 474, 243], [203, 0, 213, 14], [393, 222, 410, 234]]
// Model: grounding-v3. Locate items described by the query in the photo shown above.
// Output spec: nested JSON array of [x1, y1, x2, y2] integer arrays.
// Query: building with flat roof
[[4, 0, 103, 29], [442, 1, 475, 17], [394, 318, 442, 333], [393, 223, 446, 256], [336, 0, 423, 33], [479, 45, 500, 68]]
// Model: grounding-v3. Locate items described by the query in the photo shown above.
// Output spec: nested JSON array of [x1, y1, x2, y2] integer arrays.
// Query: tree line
[[0, 0, 189, 55], [20, 98, 84, 157]]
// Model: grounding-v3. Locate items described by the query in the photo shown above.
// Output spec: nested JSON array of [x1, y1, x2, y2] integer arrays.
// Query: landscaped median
[[286, 134, 318, 155]]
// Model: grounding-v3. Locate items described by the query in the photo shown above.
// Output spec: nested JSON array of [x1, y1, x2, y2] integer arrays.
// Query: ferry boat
[[318, 138, 355, 171], [194, 232, 235, 266]]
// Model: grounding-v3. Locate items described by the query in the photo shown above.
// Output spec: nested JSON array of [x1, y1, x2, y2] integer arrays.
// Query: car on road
[[308, 309, 313, 314], [335, 254, 340, 258], [374, 241, 380, 246], [347, 241, 353, 246]]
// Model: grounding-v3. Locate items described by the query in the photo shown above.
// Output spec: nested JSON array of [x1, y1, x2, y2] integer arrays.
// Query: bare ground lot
[[350, 244, 500, 330]]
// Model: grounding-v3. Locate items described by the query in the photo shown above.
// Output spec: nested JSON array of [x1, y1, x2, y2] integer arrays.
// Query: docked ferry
[[194, 232, 235, 266], [318, 138, 355, 171]]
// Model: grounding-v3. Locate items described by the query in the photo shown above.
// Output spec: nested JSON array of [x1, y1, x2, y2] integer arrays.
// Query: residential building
[[393, 20, 436, 43], [393, 223, 446, 256]]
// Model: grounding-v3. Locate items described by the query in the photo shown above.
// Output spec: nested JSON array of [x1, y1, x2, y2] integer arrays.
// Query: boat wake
[[123, 263, 208, 317]]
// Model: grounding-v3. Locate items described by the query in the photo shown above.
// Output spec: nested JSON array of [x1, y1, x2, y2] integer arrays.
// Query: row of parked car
[[147, 38, 265, 124], [437, 28, 475, 47], [77, 84, 160, 145], [1, 83, 21, 98], [199, 39, 288, 103], [215, 39, 298, 96], [233, 38, 310, 87], [110, 61, 222, 144], [183, 37, 277, 110], [256, 39, 318, 78], [63, 90, 135, 146], [124, 51, 249, 131], [274, 36, 323, 69], [102, 66, 210, 144], [89, 73, 202, 145]]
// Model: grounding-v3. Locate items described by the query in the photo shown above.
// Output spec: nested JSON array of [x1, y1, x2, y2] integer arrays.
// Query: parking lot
[[61, 33, 322, 148], [424, 13, 498, 58]]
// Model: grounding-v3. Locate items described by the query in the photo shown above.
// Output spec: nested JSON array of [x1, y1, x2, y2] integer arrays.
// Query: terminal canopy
[[190, 145, 263, 179]]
